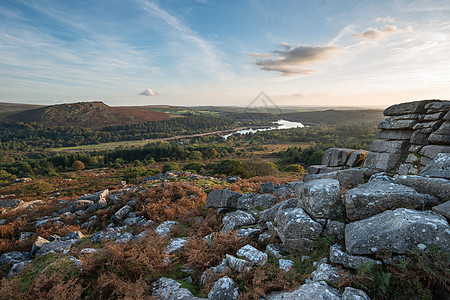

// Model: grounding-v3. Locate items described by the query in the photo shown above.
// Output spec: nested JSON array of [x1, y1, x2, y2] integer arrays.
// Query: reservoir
[[223, 119, 305, 139]]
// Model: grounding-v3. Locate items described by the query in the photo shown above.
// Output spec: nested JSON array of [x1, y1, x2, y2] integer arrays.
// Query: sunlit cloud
[[139, 88, 162, 96], [353, 25, 412, 40], [250, 44, 339, 76]]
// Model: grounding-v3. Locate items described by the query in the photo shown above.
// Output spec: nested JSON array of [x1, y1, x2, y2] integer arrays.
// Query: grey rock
[[236, 193, 276, 210], [307, 165, 348, 174], [432, 201, 450, 219], [144, 174, 165, 182], [61, 231, 84, 241], [346, 150, 368, 167], [112, 205, 132, 222], [36, 239, 77, 256], [266, 244, 283, 258], [0, 251, 31, 266], [78, 189, 109, 202], [303, 169, 364, 190], [206, 189, 242, 208], [378, 118, 417, 130], [383, 100, 434, 116], [297, 179, 343, 220], [123, 216, 144, 226], [323, 220, 345, 241], [420, 153, 450, 179], [368, 172, 394, 183], [208, 276, 239, 300], [310, 261, 340, 284], [151, 277, 195, 300], [279, 259, 294, 272], [10, 200, 43, 212], [410, 131, 430, 145], [236, 227, 261, 238], [258, 232, 272, 243], [342, 287, 371, 300], [166, 237, 188, 254], [80, 248, 99, 254], [156, 220, 179, 236], [18, 232, 34, 242], [200, 259, 231, 286], [419, 145, 450, 160], [222, 210, 256, 232], [91, 227, 124, 243], [115, 232, 134, 244], [375, 130, 414, 140], [394, 175, 450, 200], [7, 260, 30, 278], [345, 208, 450, 255], [260, 182, 275, 193], [31, 236, 49, 255], [363, 151, 402, 171], [275, 208, 322, 252], [259, 198, 297, 223], [322, 148, 355, 167], [369, 140, 408, 153], [72, 200, 94, 212], [236, 244, 267, 265], [330, 244, 381, 269], [412, 120, 442, 131], [273, 186, 294, 199], [264, 281, 341, 300], [225, 254, 252, 273], [0, 199, 23, 209], [425, 101, 450, 112], [344, 181, 439, 221]]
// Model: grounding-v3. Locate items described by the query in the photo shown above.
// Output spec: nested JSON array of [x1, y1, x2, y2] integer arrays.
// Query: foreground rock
[[393, 175, 450, 200], [264, 281, 342, 300], [330, 244, 381, 269], [151, 277, 199, 300], [345, 208, 450, 255], [420, 153, 450, 179], [221, 210, 255, 232], [344, 181, 439, 221], [206, 190, 242, 208], [208, 276, 239, 300]]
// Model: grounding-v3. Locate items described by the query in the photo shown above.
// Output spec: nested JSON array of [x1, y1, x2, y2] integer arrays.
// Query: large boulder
[[297, 179, 343, 220], [393, 175, 450, 200], [363, 152, 402, 171], [222, 210, 256, 232], [236, 244, 267, 265], [236, 193, 276, 210], [259, 198, 297, 223], [155, 220, 179, 237], [344, 181, 439, 221], [428, 121, 450, 144], [303, 169, 364, 190], [346, 150, 368, 167], [151, 277, 196, 300], [432, 201, 450, 219], [264, 281, 341, 300], [275, 208, 323, 252], [322, 148, 355, 167], [345, 208, 450, 255], [206, 190, 242, 208], [420, 153, 450, 179], [383, 100, 435, 116], [36, 239, 77, 257]]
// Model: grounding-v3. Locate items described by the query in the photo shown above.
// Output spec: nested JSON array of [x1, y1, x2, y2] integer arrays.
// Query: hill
[[5, 101, 174, 129], [0, 102, 44, 120], [280, 109, 385, 125]]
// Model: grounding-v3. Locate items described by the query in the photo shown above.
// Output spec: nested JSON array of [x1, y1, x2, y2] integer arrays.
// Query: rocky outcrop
[[364, 100, 450, 174]]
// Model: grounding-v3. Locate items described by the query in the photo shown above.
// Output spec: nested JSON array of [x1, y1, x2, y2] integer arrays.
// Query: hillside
[[0, 102, 44, 120], [5, 101, 173, 129], [280, 109, 385, 126]]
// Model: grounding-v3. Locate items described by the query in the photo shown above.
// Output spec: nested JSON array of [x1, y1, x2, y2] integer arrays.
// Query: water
[[223, 119, 305, 139]]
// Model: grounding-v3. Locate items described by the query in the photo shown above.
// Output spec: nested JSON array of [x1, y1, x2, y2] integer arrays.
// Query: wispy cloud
[[250, 44, 339, 76], [139, 88, 162, 96], [353, 25, 412, 40]]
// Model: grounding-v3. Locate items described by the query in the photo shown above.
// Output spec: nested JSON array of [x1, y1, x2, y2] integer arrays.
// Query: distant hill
[[5, 101, 173, 128], [0, 102, 45, 120], [280, 109, 385, 126]]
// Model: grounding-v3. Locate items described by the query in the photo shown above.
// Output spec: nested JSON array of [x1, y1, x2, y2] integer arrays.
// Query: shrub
[[162, 162, 179, 173], [284, 164, 305, 174], [183, 162, 205, 173], [122, 167, 159, 183], [71, 160, 85, 171], [210, 159, 246, 177], [20, 181, 54, 195], [189, 151, 203, 160], [243, 158, 279, 178]]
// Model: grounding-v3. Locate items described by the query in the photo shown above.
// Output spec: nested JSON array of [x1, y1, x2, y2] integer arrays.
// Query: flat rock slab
[[222, 210, 256, 232], [236, 193, 276, 210], [383, 100, 436, 116], [344, 181, 439, 221], [206, 189, 242, 208], [346, 150, 368, 167], [363, 152, 401, 171], [297, 179, 343, 220], [303, 169, 364, 190], [236, 244, 267, 265], [394, 175, 450, 200], [330, 244, 381, 269], [432, 201, 450, 219], [345, 208, 450, 255], [420, 153, 450, 179], [322, 148, 355, 167]]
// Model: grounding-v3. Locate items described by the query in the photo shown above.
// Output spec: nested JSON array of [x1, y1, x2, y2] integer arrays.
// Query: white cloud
[[376, 17, 395, 23], [251, 44, 339, 76], [139, 88, 162, 96], [353, 25, 412, 40]]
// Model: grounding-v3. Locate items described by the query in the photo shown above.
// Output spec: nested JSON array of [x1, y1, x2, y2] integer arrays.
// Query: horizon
[[1, 0, 449, 107]]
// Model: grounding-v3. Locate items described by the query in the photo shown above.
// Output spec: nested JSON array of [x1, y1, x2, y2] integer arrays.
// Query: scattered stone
[[72, 199, 94, 212], [279, 259, 294, 272], [206, 189, 242, 208], [31, 236, 49, 255], [221, 210, 256, 232], [236, 227, 261, 238], [115, 232, 134, 244], [309, 261, 340, 284], [166, 238, 188, 254], [260, 182, 275, 193], [61, 231, 84, 241], [10, 200, 43, 212], [7, 261, 30, 278], [200, 259, 231, 286], [266, 244, 283, 258], [258, 232, 272, 243], [345, 208, 450, 255], [155, 220, 179, 237], [330, 244, 381, 269], [0, 251, 31, 266], [91, 227, 124, 243], [0, 199, 24, 209], [342, 287, 371, 300], [112, 205, 132, 222], [368, 172, 394, 183], [80, 248, 99, 254], [275, 208, 322, 252], [151, 277, 196, 300], [36, 239, 77, 256], [123, 216, 144, 226], [236, 244, 268, 265], [323, 221, 345, 241], [297, 179, 343, 220], [259, 198, 297, 223], [225, 254, 252, 273], [264, 281, 342, 300], [208, 276, 239, 300], [18, 232, 34, 242], [344, 181, 439, 221]]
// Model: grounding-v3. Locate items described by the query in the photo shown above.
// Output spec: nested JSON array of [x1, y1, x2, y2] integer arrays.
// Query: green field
[[49, 139, 152, 152]]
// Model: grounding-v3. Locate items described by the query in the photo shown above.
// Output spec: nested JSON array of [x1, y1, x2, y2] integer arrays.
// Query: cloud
[[376, 17, 395, 23], [139, 88, 162, 96], [353, 25, 412, 40], [251, 44, 339, 76]]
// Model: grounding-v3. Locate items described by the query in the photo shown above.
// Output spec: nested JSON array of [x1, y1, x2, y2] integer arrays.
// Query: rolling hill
[[5, 101, 174, 129]]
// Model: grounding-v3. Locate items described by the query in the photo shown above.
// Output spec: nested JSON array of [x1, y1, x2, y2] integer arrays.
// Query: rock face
[[208, 277, 239, 300], [363, 100, 450, 174], [393, 174, 450, 200], [206, 189, 242, 208], [222, 210, 256, 232], [345, 208, 450, 255], [236, 193, 276, 210], [420, 153, 450, 179], [322, 148, 355, 167], [344, 181, 439, 221], [297, 179, 343, 220], [275, 208, 323, 252]]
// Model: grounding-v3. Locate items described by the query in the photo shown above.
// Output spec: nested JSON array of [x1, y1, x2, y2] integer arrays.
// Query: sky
[[0, 0, 449, 108]]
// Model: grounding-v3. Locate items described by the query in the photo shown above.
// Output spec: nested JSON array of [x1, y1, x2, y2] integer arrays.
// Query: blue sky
[[0, 0, 449, 107]]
